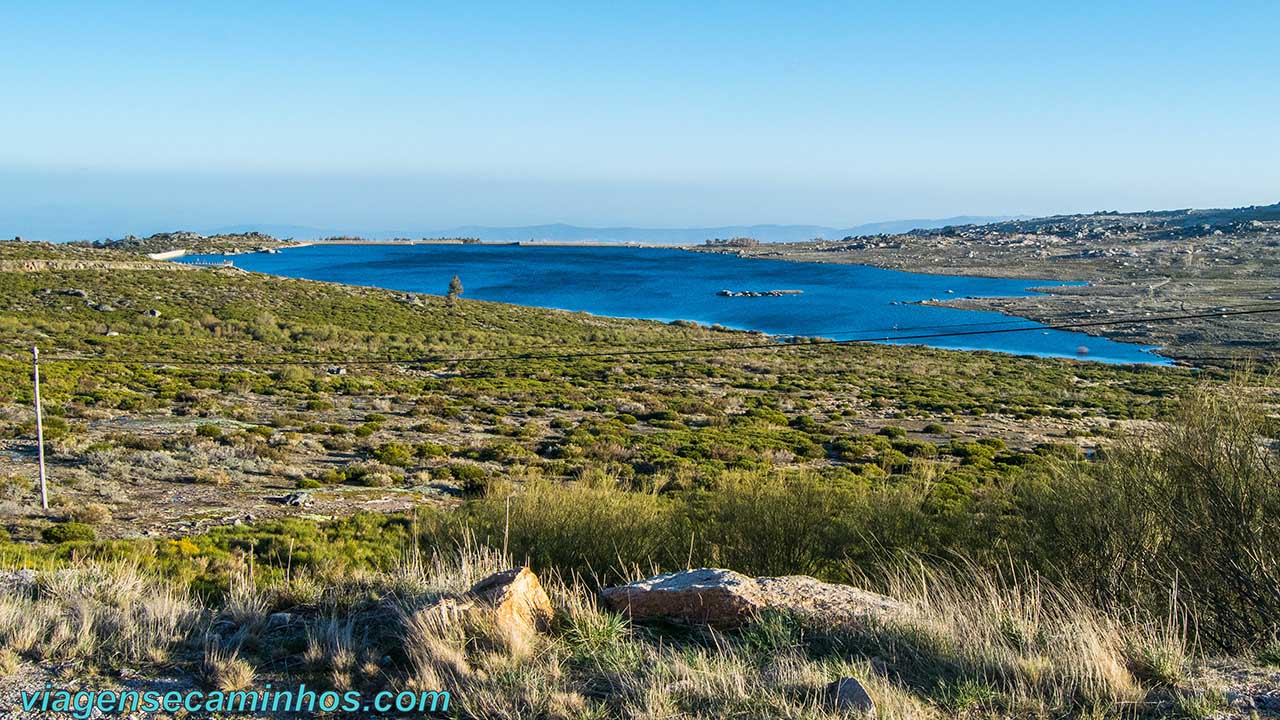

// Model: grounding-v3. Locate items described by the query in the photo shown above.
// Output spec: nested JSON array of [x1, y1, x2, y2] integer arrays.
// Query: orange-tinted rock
[[468, 567, 555, 638]]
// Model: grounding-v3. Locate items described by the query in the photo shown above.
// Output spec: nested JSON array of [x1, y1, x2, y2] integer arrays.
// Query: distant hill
[[921, 202, 1280, 235], [102, 202, 1280, 251], [206, 224, 338, 240], [401, 218, 1018, 244], [904, 203, 1280, 238], [70, 217, 1022, 245]]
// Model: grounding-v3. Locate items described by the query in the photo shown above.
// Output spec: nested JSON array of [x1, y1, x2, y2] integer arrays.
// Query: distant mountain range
[[209, 216, 1020, 244]]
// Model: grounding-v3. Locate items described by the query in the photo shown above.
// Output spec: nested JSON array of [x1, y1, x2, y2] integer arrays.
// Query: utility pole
[[32, 346, 48, 511], [502, 494, 512, 560]]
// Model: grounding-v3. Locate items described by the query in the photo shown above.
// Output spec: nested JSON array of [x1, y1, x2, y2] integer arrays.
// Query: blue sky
[[2, 1, 1278, 240]]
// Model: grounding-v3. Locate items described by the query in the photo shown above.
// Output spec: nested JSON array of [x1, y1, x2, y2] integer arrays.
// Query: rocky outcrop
[[716, 289, 804, 297], [601, 568, 767, 627], [0, 260, 190, 272], [467, 566, 555, 637], [412, 567, 555, 657], [756, 575, 902, 620], [601, 568, 901, 628]]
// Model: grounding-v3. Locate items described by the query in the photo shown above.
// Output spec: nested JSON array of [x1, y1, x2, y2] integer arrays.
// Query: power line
[[17, 304, 1280, 366], [15, 303, 1280, 368], [800, 300, 1280, 340]]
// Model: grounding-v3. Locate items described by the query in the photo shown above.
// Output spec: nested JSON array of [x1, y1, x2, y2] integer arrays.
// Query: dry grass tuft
[[65, 502, 112, 525], [0, 561, 201, 669], [200, 642, 256, 692], [304, 615, 357, 689], [848, 565, 1151, 711], [0, 648, 19, 676]]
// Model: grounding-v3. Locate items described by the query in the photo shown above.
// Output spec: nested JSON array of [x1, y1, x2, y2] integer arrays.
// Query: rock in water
[[826, 677, 875, 716], [467, 567, 555, 652], [601, 568, 768, 627], [601, 568, 901, 628]]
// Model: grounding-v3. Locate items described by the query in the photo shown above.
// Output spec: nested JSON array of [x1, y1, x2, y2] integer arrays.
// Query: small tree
[[446, 275, 463, 307]]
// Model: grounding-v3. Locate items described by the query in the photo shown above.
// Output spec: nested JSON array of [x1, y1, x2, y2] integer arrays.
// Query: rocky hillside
[[82, 230, 304, 256], [905, 202, 1280, 243], [695, 202, 1280, 364]]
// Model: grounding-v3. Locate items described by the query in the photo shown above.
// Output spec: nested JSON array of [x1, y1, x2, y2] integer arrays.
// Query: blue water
[[183, 245, 1168, 365]]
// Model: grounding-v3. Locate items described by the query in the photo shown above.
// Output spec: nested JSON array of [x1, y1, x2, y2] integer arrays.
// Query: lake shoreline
[[180, 244, 1170, 366], [682, 247, 1191, 365]]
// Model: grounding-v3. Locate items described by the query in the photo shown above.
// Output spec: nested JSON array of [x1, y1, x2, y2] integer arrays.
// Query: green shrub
[[371, 442, 415, 467], [415, 442, 447, 459], [743, 407, 788, 426], [339, 462, 398, 487], [43, 522, 97, 543], [315, 469, 345, 485], [450, 464, 489, 495], [195, 424, 223, 439]]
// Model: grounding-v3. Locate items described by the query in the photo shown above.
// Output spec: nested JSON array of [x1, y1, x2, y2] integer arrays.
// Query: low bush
[[42, 522, 97, 543], [195, 424, 223, 439], [371, 441, 415, 467]]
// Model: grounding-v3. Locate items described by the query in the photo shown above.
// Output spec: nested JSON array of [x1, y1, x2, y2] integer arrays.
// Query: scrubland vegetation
[[0, 240, 1277, 717]]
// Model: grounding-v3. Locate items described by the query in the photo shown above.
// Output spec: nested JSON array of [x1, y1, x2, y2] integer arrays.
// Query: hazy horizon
[[4, 2, 1278, 241]]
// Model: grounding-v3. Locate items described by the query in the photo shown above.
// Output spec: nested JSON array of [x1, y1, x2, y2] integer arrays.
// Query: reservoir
[[183, 244, 1169, 365]]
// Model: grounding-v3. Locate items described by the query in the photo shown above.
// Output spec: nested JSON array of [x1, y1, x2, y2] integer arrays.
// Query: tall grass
[[466, 480, 690, 580], [388, 557, 1199, 718], [1018, 377, 1280, 650], [840, 563, 1193, 714], [0, 561, 201, 668], [0, 546, 1222, 717], [457, 376, 1278, 652]]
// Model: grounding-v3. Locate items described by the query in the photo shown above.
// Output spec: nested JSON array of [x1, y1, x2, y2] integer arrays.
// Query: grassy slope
[[0, 241, 1200, 543]]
